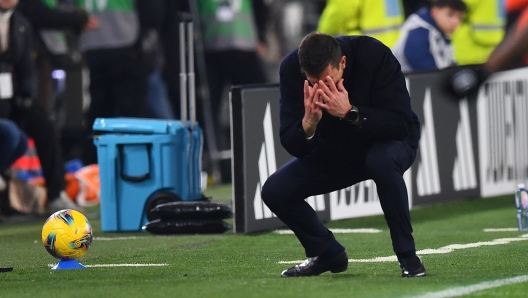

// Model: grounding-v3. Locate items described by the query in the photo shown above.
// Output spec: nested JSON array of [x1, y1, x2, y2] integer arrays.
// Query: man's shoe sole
[[403, 271, 427, 277]]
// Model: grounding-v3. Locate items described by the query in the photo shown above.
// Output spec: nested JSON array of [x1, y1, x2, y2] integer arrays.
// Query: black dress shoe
[[0, 266, 13, 273], [281, 250, 348, 277], [401, 256, 426, 277]]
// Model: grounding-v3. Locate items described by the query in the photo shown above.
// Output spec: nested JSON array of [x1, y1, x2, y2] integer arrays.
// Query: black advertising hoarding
[[231, 86, 331, 234], [231, 66, 528, 234], [406, 68, 481, 206]]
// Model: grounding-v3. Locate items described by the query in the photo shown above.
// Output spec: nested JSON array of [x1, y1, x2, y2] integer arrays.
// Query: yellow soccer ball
[[42, 209, 93, 260]]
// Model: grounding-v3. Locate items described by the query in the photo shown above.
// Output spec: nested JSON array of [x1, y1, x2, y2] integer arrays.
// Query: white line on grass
[[484, 228, 519, 232], [85, 263, 169, 268], [278, 234, 528, 264], [275, 228, 382, 235], [48, 263, 169, 268], [407, 275, 528, 298], [94, 237, 148, 241]]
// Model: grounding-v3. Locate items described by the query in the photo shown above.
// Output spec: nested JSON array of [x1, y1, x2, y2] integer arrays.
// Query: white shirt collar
[[0, 9, 14, 22]]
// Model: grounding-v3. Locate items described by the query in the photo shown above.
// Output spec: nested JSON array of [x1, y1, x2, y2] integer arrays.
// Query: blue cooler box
[[93, 118, 203, 232]]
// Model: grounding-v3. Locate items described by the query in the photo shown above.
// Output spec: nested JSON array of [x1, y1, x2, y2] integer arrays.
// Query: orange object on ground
[[74, 164, 100, 206]]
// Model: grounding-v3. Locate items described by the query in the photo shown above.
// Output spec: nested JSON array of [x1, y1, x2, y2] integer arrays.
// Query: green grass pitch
[[1, 184, 528, 298]]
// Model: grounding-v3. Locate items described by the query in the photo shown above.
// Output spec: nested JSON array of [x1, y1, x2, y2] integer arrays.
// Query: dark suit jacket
[[279, 36, 421, 159], [0, 10, 35, 101]]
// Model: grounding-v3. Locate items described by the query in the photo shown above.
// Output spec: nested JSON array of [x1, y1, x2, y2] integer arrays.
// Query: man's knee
[[261, 173, 286, 208], [261, 178, 277, 207], [365, 151, 395, 176]]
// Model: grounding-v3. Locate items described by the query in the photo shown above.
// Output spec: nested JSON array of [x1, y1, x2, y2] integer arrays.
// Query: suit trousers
[[261, 140, 417, 259]]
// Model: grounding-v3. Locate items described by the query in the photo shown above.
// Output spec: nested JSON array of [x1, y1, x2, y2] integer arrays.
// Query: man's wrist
[[302, 118, 317, 138], [342, 105, 361, 126], [341, 104, 353, 119]]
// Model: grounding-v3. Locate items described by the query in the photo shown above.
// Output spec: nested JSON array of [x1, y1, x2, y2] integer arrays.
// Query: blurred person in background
[[402, 0, 430, 17], [17, 0, 98, 117], [196, 0, 270, 183], [0, 119, 26, 273], [450, 4, 528, 97], [77, 0, 162, 165], [483, 6, 528, 70], [0, 0, 79, 213], [0, 119, 27, 178], [505, 0, 528, 30], [135, 0, 173, 120], [451, 0, 505, 65], [392, 0, 467, 72], [316, 0, 405, 48]]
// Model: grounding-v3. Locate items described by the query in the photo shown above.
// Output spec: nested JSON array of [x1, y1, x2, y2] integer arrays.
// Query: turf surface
[[1, 184, 527, 298]]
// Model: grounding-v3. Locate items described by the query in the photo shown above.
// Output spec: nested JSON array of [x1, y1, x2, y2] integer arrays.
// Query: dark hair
[[298, 32, 342, 77], [429, 0, 468, 12]]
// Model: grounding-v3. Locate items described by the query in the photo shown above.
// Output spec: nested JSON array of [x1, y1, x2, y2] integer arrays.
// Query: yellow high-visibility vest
[[316, 0, 404, 48], [451, 0, 505, 65]]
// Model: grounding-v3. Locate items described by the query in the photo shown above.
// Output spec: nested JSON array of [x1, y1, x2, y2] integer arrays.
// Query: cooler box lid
[[93, 118, 185, 135]]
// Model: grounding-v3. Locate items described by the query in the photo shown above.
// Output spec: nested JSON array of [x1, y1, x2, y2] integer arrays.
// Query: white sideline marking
[[48, 263, 168, 268], [278, 234, 528, 264], [94, 237, 147, 241], [275, 228, 382, 235], [484, 228, 519, 232], [407, 275, 528, 298], [85, 263, 169, 268]]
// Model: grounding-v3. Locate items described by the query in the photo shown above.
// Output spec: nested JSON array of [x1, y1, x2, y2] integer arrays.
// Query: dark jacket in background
[[17, 0, 88, 33], [0, 10, 35, 113], [0, 9, 67, 202], [17, 0, 89, 69]]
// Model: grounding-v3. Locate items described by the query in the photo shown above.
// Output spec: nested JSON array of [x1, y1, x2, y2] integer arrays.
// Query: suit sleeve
[[278, 53, 317, 157], [354, 40, 413, 141]]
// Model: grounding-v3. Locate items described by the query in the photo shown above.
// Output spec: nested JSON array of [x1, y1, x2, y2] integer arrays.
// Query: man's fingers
[[327, 76, 339, 93], [337, 79, 346, 92], [318, 80, 331, 94], [316, 89, 329, 104], [309, 83, 319, 100]]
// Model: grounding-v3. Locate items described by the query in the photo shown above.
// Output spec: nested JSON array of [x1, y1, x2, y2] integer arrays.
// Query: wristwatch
[[343, 105, 360, 124]]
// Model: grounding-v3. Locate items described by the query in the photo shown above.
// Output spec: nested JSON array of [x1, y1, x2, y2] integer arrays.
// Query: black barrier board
[[406, 67, 481, 205]]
